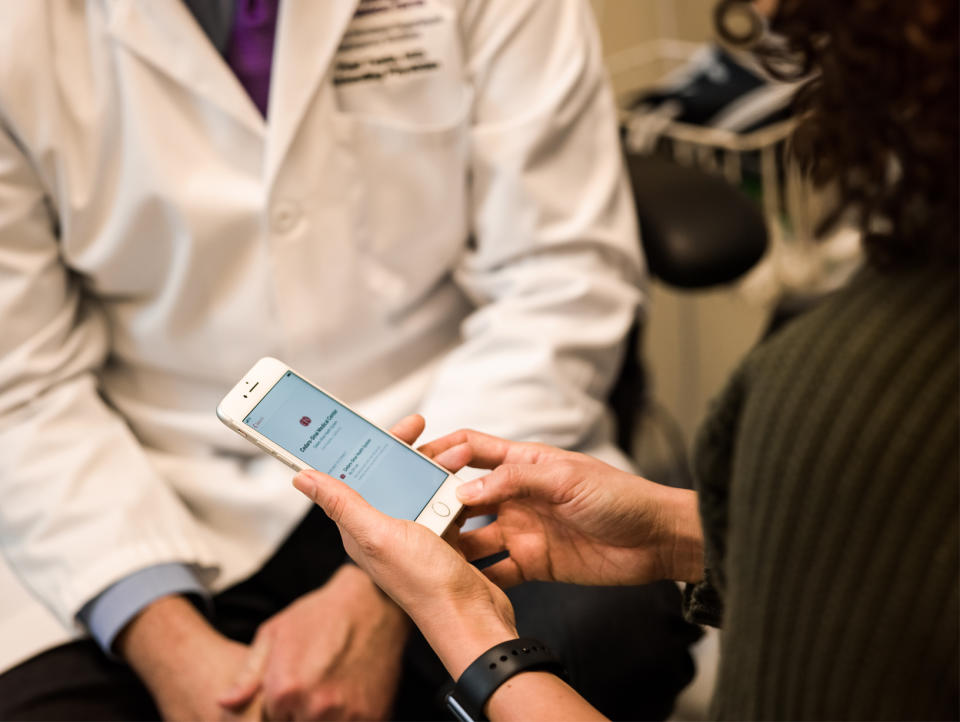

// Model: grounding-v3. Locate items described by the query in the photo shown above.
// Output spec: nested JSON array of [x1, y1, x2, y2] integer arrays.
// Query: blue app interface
[[244, 372, 447, 520]]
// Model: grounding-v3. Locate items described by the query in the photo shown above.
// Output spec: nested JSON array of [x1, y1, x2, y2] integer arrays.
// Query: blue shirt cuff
[[77, 563, 210, 655]]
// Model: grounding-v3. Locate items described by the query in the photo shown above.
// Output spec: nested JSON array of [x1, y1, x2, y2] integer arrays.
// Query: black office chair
[[608, 153, 768, 481]]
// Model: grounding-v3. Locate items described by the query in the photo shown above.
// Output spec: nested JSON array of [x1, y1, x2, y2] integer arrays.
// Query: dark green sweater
[[685, 265, 959, 720]]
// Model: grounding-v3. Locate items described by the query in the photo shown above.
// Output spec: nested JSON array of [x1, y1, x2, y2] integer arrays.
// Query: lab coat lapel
[[265, 0, 360, 185], [104, 0, 263, 137]]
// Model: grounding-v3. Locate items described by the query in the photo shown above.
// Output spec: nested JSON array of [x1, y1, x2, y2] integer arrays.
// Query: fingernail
[[457, 479, 483, 501], [293, 473, 317, 500]]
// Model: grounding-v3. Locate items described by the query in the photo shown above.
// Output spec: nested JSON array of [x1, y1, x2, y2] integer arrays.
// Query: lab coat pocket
[[333, 97, 471, 313]]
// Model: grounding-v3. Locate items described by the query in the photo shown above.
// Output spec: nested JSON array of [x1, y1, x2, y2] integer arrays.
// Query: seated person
[[286, 0, 959, 718], [0, 1, 698, 720]]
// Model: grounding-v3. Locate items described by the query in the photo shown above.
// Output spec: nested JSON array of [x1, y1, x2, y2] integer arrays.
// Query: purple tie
[[226, 0, 280, 118]]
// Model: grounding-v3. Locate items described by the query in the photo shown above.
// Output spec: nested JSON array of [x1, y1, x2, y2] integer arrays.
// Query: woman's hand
[[290, 415, 519, 680], [420, 430, 705, 588]]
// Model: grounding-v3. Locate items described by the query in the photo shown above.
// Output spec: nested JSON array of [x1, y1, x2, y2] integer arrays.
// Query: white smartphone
[[217, 357, 463, 535]]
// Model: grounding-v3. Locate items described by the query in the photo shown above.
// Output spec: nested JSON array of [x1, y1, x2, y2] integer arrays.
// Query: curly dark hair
[[717, 0, 958, 267]]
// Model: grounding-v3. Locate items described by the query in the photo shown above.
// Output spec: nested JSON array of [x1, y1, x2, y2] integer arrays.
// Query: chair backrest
[[626, 153, 768, 288], [609, 152, 768, 462]]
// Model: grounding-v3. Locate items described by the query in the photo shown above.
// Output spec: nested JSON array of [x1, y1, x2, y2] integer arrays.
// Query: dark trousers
[[0, 506, 700, 721]]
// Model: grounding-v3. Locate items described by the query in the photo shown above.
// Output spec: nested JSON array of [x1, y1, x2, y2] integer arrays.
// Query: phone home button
[[431, 501, 451, 517]]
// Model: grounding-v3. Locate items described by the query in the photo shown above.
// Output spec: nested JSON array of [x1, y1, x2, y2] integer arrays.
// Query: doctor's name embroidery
[[335, 0, 443, 85], [353, 0, 426, 18], [334, 51, 438, 85]]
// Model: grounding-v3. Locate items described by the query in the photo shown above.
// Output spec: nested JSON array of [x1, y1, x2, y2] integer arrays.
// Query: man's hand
[[117, 595, 262, 721], [421, 429, 705, 587], [219, 564, 409, 721]]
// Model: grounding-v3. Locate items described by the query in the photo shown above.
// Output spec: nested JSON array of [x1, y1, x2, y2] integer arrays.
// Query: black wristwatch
[[444, 638, 566, 722]]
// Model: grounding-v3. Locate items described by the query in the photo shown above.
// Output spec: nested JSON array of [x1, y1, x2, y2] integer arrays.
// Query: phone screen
[[243, 372, 447, 520]]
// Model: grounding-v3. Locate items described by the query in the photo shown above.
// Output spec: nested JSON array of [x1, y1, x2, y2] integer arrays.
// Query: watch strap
[[445, 637, 565, 721]]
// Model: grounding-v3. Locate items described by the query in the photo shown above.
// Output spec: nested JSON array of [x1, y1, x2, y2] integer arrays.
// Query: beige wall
[[591, 0, 717, 96], [591, 0, 771, 451], [591, 0, 716, 47]]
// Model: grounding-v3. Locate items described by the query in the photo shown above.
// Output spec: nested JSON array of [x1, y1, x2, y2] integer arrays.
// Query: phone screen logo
[[299, 416, 311, 427]]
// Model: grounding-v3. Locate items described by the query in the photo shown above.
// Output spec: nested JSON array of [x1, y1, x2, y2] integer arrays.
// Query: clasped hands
[[215, 563, 409, 721], [121, 561, 409, 722]]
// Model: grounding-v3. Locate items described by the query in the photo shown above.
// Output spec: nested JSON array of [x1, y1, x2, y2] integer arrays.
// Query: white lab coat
[[0, 0, 643, 672]]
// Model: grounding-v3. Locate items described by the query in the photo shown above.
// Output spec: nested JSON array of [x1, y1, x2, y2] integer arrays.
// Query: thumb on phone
[[293, 469, 380, 540]]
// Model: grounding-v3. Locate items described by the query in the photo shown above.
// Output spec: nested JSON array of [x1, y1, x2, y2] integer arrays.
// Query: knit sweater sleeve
[[682, 364, 749, 627], [699, 267, 958, 720]]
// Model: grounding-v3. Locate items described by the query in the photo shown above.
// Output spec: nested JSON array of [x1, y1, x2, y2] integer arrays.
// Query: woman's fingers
[[456, 464, 553, 507], [432, 442, 473, 474], [389, 414, 426, 446], [388, 417, 470, 473], [417, 429, 489, 462], [419, 429, 543, 469], [459, 521, 506, 562]]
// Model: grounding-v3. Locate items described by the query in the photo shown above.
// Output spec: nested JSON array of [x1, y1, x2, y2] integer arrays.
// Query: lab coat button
[[271, 201, 301, 233]]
